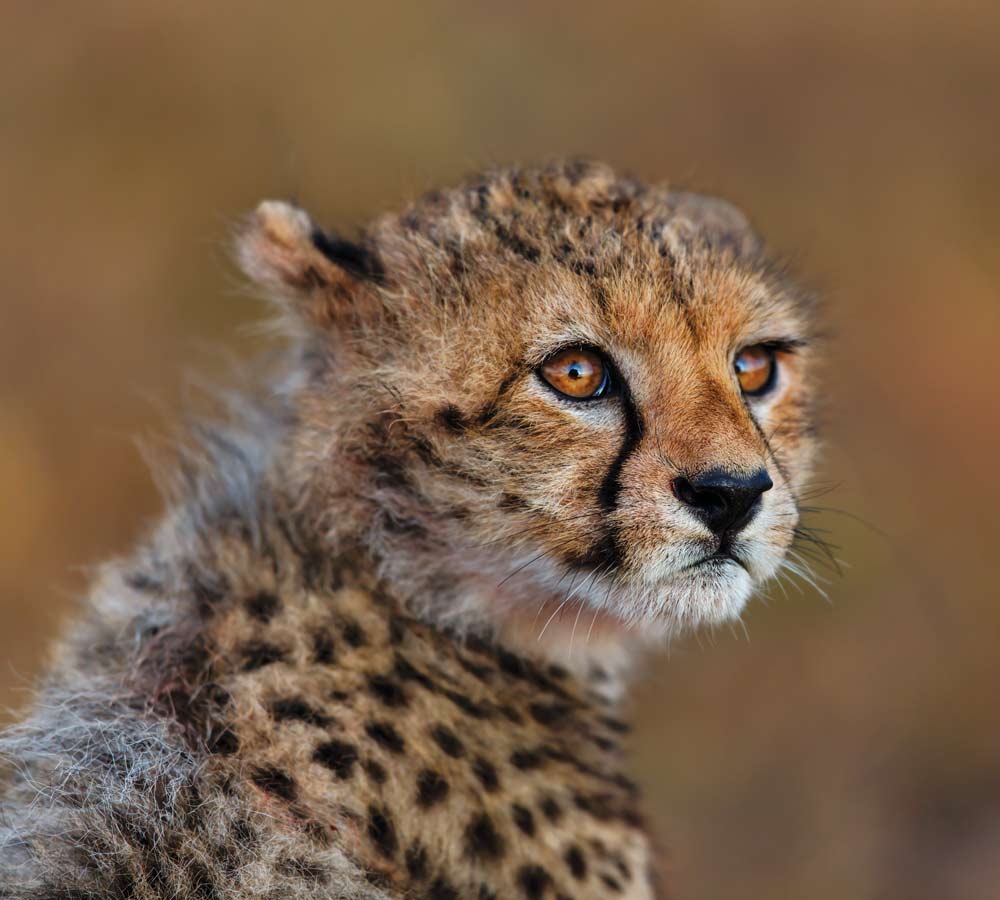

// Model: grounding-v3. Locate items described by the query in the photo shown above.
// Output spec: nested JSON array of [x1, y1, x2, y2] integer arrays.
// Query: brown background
[[2, 2, 999, 898]]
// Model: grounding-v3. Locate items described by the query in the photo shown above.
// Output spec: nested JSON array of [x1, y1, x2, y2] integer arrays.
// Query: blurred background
[[2, 2, 999, 897]]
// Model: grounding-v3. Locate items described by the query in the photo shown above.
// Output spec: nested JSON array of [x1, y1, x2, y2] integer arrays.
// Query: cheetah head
[[238, 161, 817, 661]]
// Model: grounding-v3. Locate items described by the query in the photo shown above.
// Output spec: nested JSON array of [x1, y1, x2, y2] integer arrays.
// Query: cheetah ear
[[668, 192, 763, 258], [236, 200, 384, 326]]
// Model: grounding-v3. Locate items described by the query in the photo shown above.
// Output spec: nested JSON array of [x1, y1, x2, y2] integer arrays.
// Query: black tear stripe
[[746, 403, 796, 503], [587, 383, 644, 571]]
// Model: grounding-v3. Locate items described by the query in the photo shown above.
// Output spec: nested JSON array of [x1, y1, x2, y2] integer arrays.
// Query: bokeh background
[[2, 2, 999, 898]]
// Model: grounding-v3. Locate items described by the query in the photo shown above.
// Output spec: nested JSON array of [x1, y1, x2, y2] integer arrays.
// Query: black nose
[[672, 468, 773, 537]]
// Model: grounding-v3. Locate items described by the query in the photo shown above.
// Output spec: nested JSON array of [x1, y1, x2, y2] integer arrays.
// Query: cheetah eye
[[539, 347, 610, 400], [734, 345, 777, 396]]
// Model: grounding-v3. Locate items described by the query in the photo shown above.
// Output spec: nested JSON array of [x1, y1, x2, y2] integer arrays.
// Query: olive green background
[[2, 3, 999, 898]]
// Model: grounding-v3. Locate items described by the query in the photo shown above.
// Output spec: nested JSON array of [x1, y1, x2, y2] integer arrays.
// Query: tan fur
[[0, 161, 816, 898]]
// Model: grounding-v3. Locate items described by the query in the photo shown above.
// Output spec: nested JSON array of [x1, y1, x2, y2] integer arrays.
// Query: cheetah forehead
[[368, 160, 766, 291]]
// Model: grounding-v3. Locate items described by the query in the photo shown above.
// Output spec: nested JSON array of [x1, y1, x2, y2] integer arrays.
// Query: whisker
[[495, 533, 585, 589], [537, 596, 571, 643]]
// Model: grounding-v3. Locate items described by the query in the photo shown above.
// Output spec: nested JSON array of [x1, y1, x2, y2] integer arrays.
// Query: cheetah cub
[[0, 162, 816, 899]]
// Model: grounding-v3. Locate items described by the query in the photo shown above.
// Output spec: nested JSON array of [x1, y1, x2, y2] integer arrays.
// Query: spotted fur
[[0, 161, 816, 898]]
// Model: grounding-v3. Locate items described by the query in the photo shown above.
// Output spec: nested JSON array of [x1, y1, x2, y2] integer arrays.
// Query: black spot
[[542, 745, 572, 764], [368, 675, 408, 708], [573, 792, 615, 818], [241, 642, 286, 671], [497, 649, 528, 678], [206, 726, 239, 755], [494, 223, 541, 263], [431, 724, 465, 758], [245, 591, 281, 623], [251, 768, 297, 802], [428, 876, 459, 900], [367, 805, 397, 858], [518, 864, 552, 900], [540, 796, 563, 823], [202, 683, 231, 707], [313, 740, 358, 779], [511, 804, 536, 836], [416, 769, 450, 807], [341, 619, 366, 647], [312, 631, 336, 664], [126, 571, 161, 593], [443, 689, 492, 719], [548, 664, 569, 680], [565, 846, 587, 880], [472, 756, 500, 792], [529, 702, 572, 727], [271, 698, 331, 727], [473, 365, 524, 427], [366, 721, 406, 754], [395, 654, 437, 691], [510, 748, 545, 770], [497, 650, 569, 697], [601, 875, 623, 892], [330, 690, 351, 702], [406, 842, 429, 880], [364, 759, 388, 784], [465, 634, 492, 655], [610, 772, 639, 795], [601, 716, 631, 734], [437, 404, 469, 433], [188, 860, 220, 900], [456, 654, 494, 682], [188, 568, 228, 616], [388, 616, 406, 644], [368, 448, 414, 492], [498, 704, 525, 725], [622, 808, 644, 829], [499, 491, 530, 511], [465, 813, 505, 861]]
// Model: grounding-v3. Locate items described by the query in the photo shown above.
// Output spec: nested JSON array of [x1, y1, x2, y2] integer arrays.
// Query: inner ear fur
[[236, 200, 384, 326]]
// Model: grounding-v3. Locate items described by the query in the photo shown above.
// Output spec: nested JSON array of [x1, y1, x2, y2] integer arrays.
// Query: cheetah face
[[240, 162, 817, 647], [418, 256, 815, 642]]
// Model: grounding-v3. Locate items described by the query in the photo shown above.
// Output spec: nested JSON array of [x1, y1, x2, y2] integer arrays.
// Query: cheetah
[[0, 161, 816, 899]]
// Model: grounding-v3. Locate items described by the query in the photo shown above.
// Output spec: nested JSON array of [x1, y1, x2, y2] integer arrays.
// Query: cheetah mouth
[[692, 553, 742, 569], [680, 544, 749, 573]]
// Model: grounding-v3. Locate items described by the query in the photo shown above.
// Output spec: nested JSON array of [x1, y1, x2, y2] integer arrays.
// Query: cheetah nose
[[672, 468, 773, 537]]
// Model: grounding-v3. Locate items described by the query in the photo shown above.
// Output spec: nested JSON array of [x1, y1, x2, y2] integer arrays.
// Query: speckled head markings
[[0, 161, 816, 900]]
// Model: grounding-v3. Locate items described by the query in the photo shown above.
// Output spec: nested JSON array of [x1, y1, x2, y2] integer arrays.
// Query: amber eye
[[734, 345, 777, 396], [539, 347, 609, 400]]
